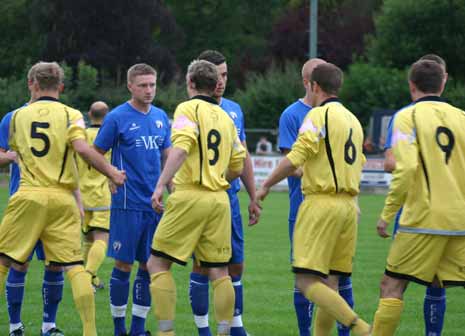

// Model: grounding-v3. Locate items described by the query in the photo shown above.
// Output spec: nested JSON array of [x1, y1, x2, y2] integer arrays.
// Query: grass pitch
[[0, 189, 464, 335]]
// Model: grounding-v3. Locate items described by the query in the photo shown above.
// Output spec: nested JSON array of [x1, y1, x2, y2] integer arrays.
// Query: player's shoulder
[[282, 99, 310, 116], [220, 97, 243, 116]]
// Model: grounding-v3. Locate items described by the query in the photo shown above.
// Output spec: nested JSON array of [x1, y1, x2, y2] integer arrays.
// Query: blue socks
[[230, 275, 247, 336], [424, 286, 446, 335], [294, 287, 313, 336], [110, 268, 130, 336], [6, 268, 26, 328], [42, 270, 64, 331], [189, 272, 212, 336], [130, 269, 151, 335], [337, 276, 354, 336]]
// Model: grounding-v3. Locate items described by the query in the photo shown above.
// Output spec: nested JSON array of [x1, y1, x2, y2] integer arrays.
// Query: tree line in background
[[1, 0, 464, 128]]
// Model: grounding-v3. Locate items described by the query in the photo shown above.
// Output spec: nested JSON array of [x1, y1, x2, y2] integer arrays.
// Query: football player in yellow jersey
[[372, 60, 465, 335], [78, 101, 111, 290], [147, 60, 246, 336], [256, 63, 370, 336], [0, 62, 126, 336]]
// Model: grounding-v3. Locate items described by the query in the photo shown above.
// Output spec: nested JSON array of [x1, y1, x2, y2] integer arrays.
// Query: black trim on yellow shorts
[[0, 253, 27, 265], [82, 226, 110, 235], [200, 261, 229, 268], [385, 269, 431, 286], [330, 270, 352, 277], [151, 249, 187, 266], [292, 267, 328, 278], [49, 260, 84, 267], [442, 280, 465, 287]]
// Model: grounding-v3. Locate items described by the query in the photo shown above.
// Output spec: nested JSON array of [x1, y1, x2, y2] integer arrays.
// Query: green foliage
[[367, 0, 465, 80], [444, 82, 465, 111], [0, 76, 28, 115], [155, 81, 187, 117], [233, 62, 303, 129], [340, 62, 410, 126]]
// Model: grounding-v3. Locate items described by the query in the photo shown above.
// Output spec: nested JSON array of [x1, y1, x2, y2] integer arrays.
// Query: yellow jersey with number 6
[[9, 97, 86, 191], [287, 98, 365, 196]]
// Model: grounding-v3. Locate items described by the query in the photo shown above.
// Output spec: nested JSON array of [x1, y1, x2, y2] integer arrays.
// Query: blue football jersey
[[384, 104, 412, 150], [94, 102, 171, 211], [220, 97, 246, 194], [0, 109, 22, 196], [278, 99, 311, 223]]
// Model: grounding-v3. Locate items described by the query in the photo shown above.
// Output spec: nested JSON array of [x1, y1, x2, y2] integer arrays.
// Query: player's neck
[[36, 90, 59, 101], [302, 94, 312, 107], [129, 99, 151, 114], [411, 92, 441, 102], [315, 94, 337, 107]]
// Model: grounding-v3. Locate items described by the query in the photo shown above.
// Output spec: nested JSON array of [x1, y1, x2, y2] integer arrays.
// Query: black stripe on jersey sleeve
[[324, 108, 338, 192], [195, 104, 203, 185], [58, 108, 71, 182], [412, 109, 431, 196]]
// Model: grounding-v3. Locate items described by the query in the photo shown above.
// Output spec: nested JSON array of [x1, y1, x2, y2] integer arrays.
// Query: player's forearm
[[156, 147, 187, 189], [381, 166, 415, 222], [0, 151, 14, 167], [240, 150, 256, 199], [73, 139, 115, 180], [262, 157, 297, 189], [384, 149, 396, 172]]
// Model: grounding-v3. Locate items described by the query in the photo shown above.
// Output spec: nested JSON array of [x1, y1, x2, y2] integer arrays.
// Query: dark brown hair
[[409, 60, 444, 93], [310, 63, 343, 95]]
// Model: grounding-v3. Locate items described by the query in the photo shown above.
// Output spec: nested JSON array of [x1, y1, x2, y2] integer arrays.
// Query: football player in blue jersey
[[278, 58, 355, 336], [0, 69, 66, 336], [382, 54, 448, 336], [187, 50, 261, 336], [94, 63, 171, 336]]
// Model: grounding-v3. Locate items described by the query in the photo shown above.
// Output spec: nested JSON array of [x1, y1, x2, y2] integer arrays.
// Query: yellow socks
[[85, 240, 107, 277], [314, 307, 335, 336], [150, 271, 176, 333], [82, 241, 93, 263], [372, 298, 404, 336], [67, 265, 96, 336], [0, 263, 8, 294], [212, 276, 235, 336], [305, 282, 370, 336]]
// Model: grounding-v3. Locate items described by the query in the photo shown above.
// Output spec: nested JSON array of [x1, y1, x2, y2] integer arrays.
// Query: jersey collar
[[191, 95, 219, 105], [414, 95, 446, 104], [36, 96, 59, 102], [319, 97, 340, 107], [89, 124, 101, 128]]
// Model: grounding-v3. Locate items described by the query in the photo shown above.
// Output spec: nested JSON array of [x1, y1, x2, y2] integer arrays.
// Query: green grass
[[0, 188, 464, 335]]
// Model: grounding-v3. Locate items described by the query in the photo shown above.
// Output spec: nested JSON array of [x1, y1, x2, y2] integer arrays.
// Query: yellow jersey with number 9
[[170, 95, 246, 191], [9, 97, 86, 191], [287, 98, 365, 196]]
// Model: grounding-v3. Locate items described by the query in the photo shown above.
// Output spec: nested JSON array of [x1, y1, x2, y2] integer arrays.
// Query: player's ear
[[58, 83, 65, 93]]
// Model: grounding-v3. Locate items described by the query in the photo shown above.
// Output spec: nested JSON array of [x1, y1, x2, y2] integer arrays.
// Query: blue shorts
[[289, 220, 296, 262], [27, 240, 45, 262], [228, 191, 244, 264], [392, 207, 403, 237], [108, 209, 161, 264]]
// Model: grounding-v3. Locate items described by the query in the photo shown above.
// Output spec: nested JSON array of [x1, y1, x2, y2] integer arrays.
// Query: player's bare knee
[[228, 262, 244, 277], [295, 274, 317, 293], [379, 275, 405, 299], [147, 255, 171, 274], [93, 230, 109, 242], [11, 261, 29, 272], [208, 266, 229, 281], [192, 263, 208, 276], [45, 264, 64, 272]]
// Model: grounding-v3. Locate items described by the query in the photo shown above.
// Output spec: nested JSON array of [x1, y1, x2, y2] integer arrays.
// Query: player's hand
[[377, 218, 390, 238], [110, 169, 126, 188], [151, 185, 164, 213], [255, 186, 270, 212], [6, 150, 17, 163], [109, 180, 117, 194], [248, 199, 261, 226]]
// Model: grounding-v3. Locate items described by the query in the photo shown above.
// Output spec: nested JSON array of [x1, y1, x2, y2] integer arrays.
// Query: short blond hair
[[187, 60, 218, 94], [127, 63, 157, 83], [28, 62, 64, 90]]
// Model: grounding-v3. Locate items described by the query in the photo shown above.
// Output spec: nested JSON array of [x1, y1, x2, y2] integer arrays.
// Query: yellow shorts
[[0, 187, 82, 265], [386, 232, 465, 286], [82, 209, 110, 234], [152, 187, 231, 266], [292, 194, 357, 277]]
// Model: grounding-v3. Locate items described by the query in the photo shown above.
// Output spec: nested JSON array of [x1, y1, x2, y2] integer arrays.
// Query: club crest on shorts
[[113, 241, 122, 252]]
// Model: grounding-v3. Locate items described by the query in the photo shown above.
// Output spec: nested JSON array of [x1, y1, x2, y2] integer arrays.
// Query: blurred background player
[[148, 59, 246, 336], [257, 63, 370, 336], [0, 65, 67, 336], [0, 61, 126, 336], [188, 49, 260, 336], [278, 58, 355, 336], [373, 60, 464, 335], [383, 54, 448, 335], [94, 63, 171, 336], [78, 101, 111, 290]]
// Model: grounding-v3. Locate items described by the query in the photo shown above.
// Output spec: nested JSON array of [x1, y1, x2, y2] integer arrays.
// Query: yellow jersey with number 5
[[9, 97, 86, 191], [381, 96, 465, 234], [287, 98, 365, 196], [170, 95, 246, 191]]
